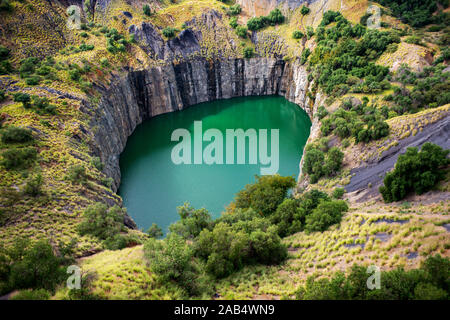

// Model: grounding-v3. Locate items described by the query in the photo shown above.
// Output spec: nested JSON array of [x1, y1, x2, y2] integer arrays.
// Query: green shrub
[[296, 255, 450, 300], [1, 126, 33, 144], [19, 57, 39, 78], [144, 233, 212, 296], [196, 210, 287, 278], [3, 239, 66, 293], [379, 143, 449, 202], [23, 173, 43, 197], [147, 223, 163, 239], [243, 46, 254, 58], [78, 203, 125, 241], [301, 6, 311, 15], [143, 4, 151, 16], [25, 76, 40, 86], [235, 175, 296, 216], [66, 164, 88, 185], [236, 25, 247, 38], [162, 27, 177, 38], [69, 68, 81, 81], [229, 17, 238, 29], [0, 89, 5, 102], [13, 92, 31, 108], [229, 4, 241, 15], [304, 200, 348, 233], [292, 30, 304, 39], [91, 156, 103, 171], [1, 147, 37, 169], [11, 289, 51, 300], [169, 203, 213, 240], [332, 187, 345, 199]]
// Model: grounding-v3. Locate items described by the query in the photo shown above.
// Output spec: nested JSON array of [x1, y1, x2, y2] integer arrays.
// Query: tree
[[1, 126, 33, 144], [168, 203, 213, 239], [292, 31, 304, 39], [304, 200, 348, 233], [379, 143, 449, 202], [301, 6, 311, 15], [243, 46, 254, 58], [147, 223, 163, 239], [78, 203, 125, 241], [143, 4, 151, 16], [235, 25, 248, 38], [162, 27, 177, 38], [235, 175, 295, 216]]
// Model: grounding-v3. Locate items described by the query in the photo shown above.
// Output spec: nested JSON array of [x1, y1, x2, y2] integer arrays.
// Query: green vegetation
[[247, 9, 285, 31], [1, 126, 33, 144], [0, 45, 12, 75], [78, 203, 138, 250], [162, 27, 177, 39], [303, 142, 344, 183], [310, 11, 397, 97], [385, 64, 450, 115], [235, 175, 295, 216], [243, 46, 254, 58], [320, 97, 390, 144], [380, 143, 449, 202], [296, 255, 449, 299], [0, 238, 74, 295], [374, 0, 449, 27], [235, 25, 247, 38], [301, 6, 311, 16], [143, 4, 152, 16], [292, 31, 304, 39], [1, 147, 37, 170]]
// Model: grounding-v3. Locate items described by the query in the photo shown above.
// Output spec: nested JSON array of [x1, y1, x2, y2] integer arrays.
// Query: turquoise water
[[118, 96, 311, 233]]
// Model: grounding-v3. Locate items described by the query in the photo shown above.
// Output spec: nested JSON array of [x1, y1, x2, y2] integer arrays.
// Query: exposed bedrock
[[89, 57, 313, 192]]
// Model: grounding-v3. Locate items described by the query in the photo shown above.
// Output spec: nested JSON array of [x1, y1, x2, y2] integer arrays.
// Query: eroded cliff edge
[[88, 57, 316, 193]]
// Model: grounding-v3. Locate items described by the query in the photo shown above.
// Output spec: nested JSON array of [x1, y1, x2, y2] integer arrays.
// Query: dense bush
[[301, 6, 310, 15], [386, 64, 450, 115], [243, 46, 254, 58], [235, 175, 296, 216], [196, 209, 287, 278], [310, 11, 397, 97], [235, 25, 247, 38], [1, 147, 37, 169], [169, 203, 213, 240], [373, 0, 447, 27], [296, 255, 449, 299], [23, 173, 43, 197], [292, 30, 304, 39], [1, 126, 33, 144], [162, 27, 177, 38], [247, 9, 285, 31], [147, 223, 163, 239], [304, 200, 348, 233], [380, 142, 449, 202], [66, 164, 88, 185], [144, 233, 213, 297], [0, 238, 69, 295], [270, 189, 331, 237], [78, 203, 124, 240], [303, 144, 344, 183], [143, 4, 151, 16], [320, 98, 390, 144], [0, 45, 12, 75]]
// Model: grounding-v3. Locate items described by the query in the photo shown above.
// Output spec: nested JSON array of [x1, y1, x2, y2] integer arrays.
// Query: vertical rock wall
[[90, 57, 312, 191]]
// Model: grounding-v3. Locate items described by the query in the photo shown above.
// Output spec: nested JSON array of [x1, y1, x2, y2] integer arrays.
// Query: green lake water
[[118, 96, 311, 233]]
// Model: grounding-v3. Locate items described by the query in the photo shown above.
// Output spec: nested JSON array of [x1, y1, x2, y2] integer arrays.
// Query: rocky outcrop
[[89, 57, 312, 191]]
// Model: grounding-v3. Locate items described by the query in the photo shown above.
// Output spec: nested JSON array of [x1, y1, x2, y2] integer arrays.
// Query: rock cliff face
[[89, 57, 312, 191]]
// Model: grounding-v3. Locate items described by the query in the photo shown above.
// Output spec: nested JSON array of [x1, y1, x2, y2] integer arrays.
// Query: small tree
[[143, 4, 151, 16], [243, 46, 254, 58], [292, 30, 304, 39], [301, 6, 311, 15]]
